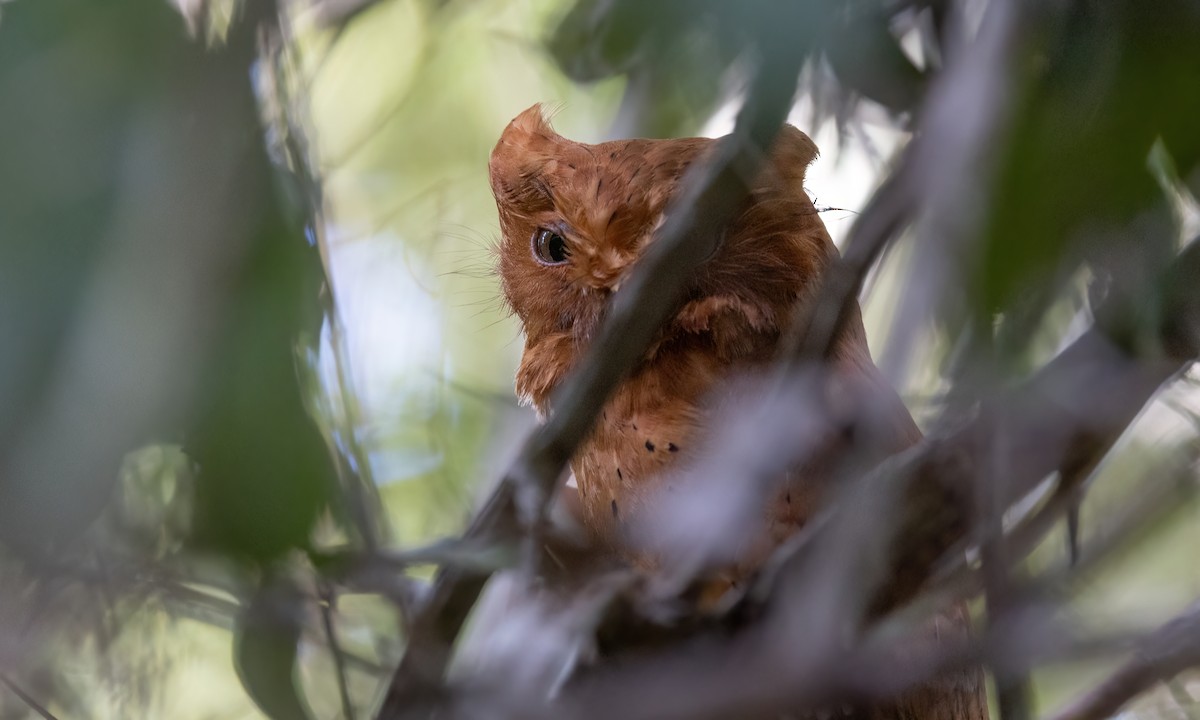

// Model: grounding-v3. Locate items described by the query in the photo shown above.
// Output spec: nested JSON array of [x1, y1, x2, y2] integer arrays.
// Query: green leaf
[[972, 0, 1196, 362], [235, 579, 313, 720], [186, 217, 338, 563]]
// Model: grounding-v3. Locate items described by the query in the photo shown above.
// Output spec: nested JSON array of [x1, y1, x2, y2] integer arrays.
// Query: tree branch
[[783, 145, 917, 365]]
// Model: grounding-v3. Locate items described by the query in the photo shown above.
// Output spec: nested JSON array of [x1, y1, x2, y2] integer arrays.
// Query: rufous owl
[[488, 105, 986, 719], [488, 104, 917, 565]]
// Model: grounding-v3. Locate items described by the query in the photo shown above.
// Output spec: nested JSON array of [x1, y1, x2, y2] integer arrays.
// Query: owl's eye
[[532, 228, 570, 265]]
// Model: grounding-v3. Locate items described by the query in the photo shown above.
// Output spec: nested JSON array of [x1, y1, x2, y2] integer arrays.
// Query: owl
[[487, 105, 988, 720], [489, 104, 921, 567]]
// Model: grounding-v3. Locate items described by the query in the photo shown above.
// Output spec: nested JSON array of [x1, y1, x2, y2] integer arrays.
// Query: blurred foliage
[[0, 0, 341, 714], [0, 0, 618, 715], [546, 0, 927, 138], [0, 0, 340, 562], [111, 444, 195, 558], [979, 0, 1200, 364]]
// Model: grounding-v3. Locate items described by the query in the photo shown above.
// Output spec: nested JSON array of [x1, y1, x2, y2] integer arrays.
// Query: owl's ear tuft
[[508, 103, 556, 138], [489, 104, 564, 203], [767, 125, 820, 197]]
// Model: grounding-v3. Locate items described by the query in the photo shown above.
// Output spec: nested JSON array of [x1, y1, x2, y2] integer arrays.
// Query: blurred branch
[[881, 0, 1035, 378], [309, 0, 384, 29], [979, 422, 1035, 720], [1047, 600, 1200, 720], [511, 578, 1134, 720], [326, 310, 386, 551], [542, 608, 975, 720], [376, 20, 811, 715], [26, 555, 393, 678]]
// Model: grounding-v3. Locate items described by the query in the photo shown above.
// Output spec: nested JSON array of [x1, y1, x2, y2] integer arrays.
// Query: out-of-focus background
[[1, 0, 1198, 717]]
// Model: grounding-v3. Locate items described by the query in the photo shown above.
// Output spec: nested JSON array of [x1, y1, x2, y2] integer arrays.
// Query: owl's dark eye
[[532, 228, 570, 265]]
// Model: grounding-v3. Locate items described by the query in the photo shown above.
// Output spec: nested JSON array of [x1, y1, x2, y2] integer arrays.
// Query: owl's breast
[[565, 330, 882, 578], [572, 397, 695, 554], [567, 331, 810, 569], [569, 344, 716, 554]]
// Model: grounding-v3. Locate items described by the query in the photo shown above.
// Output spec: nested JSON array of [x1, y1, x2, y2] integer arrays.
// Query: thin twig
[[28, 556, 394, 677], [782, 146, 917, 365], [879, 435, 1196, 665], [319, 583, 357, 720], [263, 23, 388, 553], [0, 674, 59, 720], [1047, 600, 1200, 720], [980, 419, 1034, 720], [326, 308, 386, 551]]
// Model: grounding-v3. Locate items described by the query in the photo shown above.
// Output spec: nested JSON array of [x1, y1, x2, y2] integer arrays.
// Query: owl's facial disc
[[532, 227, 571, 265], [528, 217, 633, 292]]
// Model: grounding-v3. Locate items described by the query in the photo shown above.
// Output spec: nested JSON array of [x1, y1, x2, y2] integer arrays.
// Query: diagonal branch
[[782, 145, 917, 365], [0, 675, 59, 720]]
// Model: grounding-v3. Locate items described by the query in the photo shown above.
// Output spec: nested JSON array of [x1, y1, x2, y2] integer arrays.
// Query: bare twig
[[260, 25, 387, 553], [980, 420, 1034, 720], [0, 674, 59, 720], [867, 441, 1196, 707], [325, 308, 386, 552], [783, 146, 917, 365], [319, 583, 357, 720]]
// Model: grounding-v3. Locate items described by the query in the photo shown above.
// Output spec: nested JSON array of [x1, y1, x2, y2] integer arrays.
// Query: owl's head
[[489, 104, 848, 410]]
